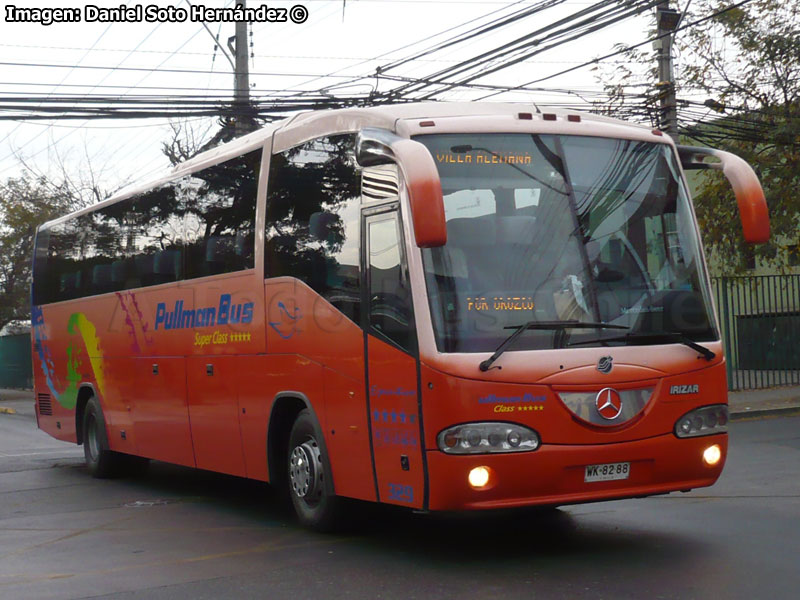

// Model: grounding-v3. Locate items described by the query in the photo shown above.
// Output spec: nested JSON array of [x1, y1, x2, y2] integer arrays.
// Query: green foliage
[[598, 0, 800, 273], [682, 1, 800, 272], [0, 176, 75, 331]]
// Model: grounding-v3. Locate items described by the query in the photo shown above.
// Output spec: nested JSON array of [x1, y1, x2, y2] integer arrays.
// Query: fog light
[[703, 444, 722, 466], [468, 466, 491, 489]]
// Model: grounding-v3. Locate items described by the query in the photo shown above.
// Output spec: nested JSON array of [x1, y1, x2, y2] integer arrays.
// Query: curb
[[730, 406, 800, 421], [0, 406, 17, 415]]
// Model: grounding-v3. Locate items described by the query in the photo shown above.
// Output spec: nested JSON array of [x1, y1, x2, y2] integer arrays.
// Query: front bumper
[[426, 432, 727, 511]]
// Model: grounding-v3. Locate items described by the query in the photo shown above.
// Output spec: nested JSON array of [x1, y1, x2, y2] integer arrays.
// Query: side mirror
[[678, 145, 770, 244], [357, 128, 446, 248]]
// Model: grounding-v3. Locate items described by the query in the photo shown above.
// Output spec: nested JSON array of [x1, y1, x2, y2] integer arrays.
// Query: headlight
[[438, 422, 540, 454], [674, 405, 729, 438]]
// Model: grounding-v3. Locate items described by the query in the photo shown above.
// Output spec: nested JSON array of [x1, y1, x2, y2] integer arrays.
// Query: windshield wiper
[[479, 321, 629, 372], [569, 331, 716, 361]]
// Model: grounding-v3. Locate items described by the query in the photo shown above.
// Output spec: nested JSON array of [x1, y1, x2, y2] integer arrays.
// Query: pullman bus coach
[[31, 103, 769, 529]]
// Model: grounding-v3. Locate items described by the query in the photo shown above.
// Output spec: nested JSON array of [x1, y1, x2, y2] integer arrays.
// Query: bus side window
[[45, 219, 84, 302], [184, 149, 261, 279], [265, 134, 361, 325], [129, 183, 185, 287]]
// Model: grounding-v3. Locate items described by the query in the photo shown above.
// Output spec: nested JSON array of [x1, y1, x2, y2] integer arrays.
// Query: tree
[[598, 0, 800, 272], [0, 176, 76, 331], [161, 117, 249, 167], [161, 119, 217, 166]]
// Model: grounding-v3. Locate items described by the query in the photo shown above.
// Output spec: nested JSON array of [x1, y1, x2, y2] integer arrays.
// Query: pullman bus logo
[[595, 388, 623, 420], [597, 355, 613, 374]]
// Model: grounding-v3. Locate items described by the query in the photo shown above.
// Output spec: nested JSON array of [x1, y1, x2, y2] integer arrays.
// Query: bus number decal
[[388, 483, 414, 503]]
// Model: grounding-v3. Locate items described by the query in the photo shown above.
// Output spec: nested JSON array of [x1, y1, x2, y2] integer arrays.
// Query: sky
[[0, 0, 658, 196]]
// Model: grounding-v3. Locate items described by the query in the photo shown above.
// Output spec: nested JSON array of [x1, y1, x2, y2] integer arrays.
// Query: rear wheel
[[82, 397, 123, 478], [287, 409, 341, 531]]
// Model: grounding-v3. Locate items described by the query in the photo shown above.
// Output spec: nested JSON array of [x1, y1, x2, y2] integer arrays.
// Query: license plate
[[585, 461, 630, 483]]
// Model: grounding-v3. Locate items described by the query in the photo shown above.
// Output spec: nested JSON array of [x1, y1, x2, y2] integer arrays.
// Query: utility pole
[[655, 1, 681, 143], [229, 0, 256, 136]]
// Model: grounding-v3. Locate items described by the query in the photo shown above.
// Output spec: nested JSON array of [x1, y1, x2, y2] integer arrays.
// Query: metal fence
[[0, 333, 33, 389], [711, 274, 800, 390]]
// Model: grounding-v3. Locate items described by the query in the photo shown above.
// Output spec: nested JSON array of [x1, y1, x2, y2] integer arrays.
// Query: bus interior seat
[[496, 216, 539, 289], [446, 217, 501, 292], [60, 271, 82, 298], [91, 263, 114, 294], [496, 216, 537, 245], [309, 211, 337, 244], [154, 249, 182, 283], [135, 254, 156, 286], [427, 245, 468, 280], [235, 230, 253, 262], [112, 258, 139, 290], [205, 236, 236, 274]]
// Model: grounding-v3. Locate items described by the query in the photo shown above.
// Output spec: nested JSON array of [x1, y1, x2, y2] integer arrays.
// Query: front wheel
[[287, 409, 341, 531]]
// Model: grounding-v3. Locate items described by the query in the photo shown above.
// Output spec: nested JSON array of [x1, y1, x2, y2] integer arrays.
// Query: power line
[[280, 0, 534, 95], [374, 0, 656, 101], [0, 60, 366, 79], [475, 0, 758, 99]]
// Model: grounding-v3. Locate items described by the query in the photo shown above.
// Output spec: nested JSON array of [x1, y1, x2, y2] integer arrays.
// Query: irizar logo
[[669, 384, 699, 395], [597, 355, 613, 374]]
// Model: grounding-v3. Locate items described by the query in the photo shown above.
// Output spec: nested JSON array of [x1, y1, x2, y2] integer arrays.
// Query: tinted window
[[33, 149, 263, 304], [368, 214, 414, 352], [31, 228, 51, 305], [33, 222, 75, 305], [128, 182, 185, 287], [265, 135, 361, 324], [185, 150, 260, 278], [48, 217, 86, 302], [82, 203, 129, 295]]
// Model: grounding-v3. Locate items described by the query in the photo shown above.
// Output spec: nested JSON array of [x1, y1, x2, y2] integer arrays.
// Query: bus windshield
[[415, 133, 717, 353]]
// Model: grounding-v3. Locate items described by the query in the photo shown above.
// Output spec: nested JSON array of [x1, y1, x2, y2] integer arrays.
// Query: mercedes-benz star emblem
[[595, 388, 623, 420]]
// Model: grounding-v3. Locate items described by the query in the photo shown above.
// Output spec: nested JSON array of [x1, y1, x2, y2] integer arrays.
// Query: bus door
[[362, 205, 426, 509]]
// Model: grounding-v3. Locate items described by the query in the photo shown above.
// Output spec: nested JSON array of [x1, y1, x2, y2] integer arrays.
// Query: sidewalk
[[0, 388, 35, 417], [3, 386, 800, 420], [727, 385, 800, 420]]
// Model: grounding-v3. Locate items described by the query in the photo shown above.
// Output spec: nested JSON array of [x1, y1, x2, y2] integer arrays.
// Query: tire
[[287, 409, 341, 531], [82, 396, 123, 478]]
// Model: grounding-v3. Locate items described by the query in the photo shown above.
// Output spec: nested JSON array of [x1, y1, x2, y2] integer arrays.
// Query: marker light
[[437, 423, 540, 454], [674, 405, 729, 438], [468, 466, 491, 489], [703, 444, 722, 466]]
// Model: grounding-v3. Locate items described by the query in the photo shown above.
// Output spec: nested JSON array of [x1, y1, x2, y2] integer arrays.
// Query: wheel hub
[[289, 440, 323, 500]]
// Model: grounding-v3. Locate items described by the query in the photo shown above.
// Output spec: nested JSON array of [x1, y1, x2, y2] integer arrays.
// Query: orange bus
[[31, 103, 769, 529]]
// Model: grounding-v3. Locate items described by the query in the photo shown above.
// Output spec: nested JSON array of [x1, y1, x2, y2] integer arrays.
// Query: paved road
[[1, 401, 798, 600]]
